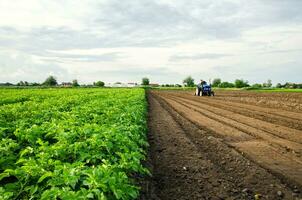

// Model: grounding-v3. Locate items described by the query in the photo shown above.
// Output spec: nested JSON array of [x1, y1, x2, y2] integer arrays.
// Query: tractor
[[201, 84, 214, 96], [195, 82, 215, 96]]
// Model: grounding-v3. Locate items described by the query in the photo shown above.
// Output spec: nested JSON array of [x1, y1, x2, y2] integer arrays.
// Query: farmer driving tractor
[[195, 79, 214, 96]]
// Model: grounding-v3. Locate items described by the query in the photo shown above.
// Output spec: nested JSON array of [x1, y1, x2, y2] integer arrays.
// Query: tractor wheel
[[211, 91, 215, 96]]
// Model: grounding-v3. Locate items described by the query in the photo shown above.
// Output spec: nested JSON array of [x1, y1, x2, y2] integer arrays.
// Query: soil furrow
[[169, 95, 302, 159], [168, 94, 302, 146], [212, 91, 302, 112], [169, 91, 302, 121], [146, 92, 235, 199], [153, 91, 302, 189], [160, 94, 302, 164], [147, 91, 302, 199], [166, 92, 302, 130], [160, 94, 302, 154]]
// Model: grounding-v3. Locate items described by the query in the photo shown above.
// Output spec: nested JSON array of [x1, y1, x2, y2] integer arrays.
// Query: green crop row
[[0, 88, 149, 199]]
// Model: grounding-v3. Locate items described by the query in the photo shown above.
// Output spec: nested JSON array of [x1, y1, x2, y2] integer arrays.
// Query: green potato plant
[[0, 88, 148, 199]]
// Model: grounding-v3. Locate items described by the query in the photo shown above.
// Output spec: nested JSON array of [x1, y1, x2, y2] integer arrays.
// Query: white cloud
[[0, 0, 301, 84]]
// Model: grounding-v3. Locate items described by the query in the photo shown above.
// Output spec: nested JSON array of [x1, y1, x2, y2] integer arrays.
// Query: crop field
[[0, 88, 148, 199], [147, 90, 302, 199]]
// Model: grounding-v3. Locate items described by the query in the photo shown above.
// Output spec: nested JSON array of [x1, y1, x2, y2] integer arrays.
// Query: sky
[[0, 0, 301, 85]]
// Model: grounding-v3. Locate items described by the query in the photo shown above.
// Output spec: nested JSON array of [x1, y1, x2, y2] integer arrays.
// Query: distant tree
[[30, 82, 40, 86], [292, 83, 298, 89], [17, 81, 25, 86], [94, 81, 105, 87], [275, 82, 302, 89], [263, 79, 272, 88], [286, 82, 299, 89], [43, 76, 57, 86], [0, 82, 13, 86], [141, 77, 150, 86], [212, 78, 221, 87], [234, 79, 249, 88], [267, 79, 272, 88], [276, 83, 282, 88], [284, 82, 290, 88], [183, 76, 195, 87], [251, 83, 262, 88], [16, 81, 29, 86], [219, 82, 235, 88], [72, 79, 80, 87]]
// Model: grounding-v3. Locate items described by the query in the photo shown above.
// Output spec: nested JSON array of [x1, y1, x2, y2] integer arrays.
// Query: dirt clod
[[277, 191, 283, 197]]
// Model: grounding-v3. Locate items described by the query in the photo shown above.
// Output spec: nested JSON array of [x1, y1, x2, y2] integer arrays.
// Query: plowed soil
[[143, 90, 302, 200]]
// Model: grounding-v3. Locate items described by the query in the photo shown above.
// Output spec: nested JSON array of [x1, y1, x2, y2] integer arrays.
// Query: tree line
[[0, 76, 105, 87], [182, 76, 302, 89], [1, 75, 301, 89], [182, 76, 252, 88]]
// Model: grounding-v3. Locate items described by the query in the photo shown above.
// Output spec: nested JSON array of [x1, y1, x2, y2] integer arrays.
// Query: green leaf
[[0, 172, 10, 181], [3, 169, 14, 175], [86, 193, 94, 198], [38, 172, 53, 183], [30, 185, 38, 195]]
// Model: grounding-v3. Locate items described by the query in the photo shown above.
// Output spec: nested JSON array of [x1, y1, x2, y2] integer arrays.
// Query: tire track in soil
[[144, 91, 301, 200]]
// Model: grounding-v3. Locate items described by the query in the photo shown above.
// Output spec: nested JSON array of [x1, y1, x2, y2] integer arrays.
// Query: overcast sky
[[0, 0, 301, 84]]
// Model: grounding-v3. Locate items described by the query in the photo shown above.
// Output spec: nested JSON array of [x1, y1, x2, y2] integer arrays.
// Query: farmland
[[1, 88, 302, 200], [147, 90, 302, 199], [0, 88, 148, 199]]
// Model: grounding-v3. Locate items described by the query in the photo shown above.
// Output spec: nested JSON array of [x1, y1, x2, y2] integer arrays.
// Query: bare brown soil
[[144, 90, 302, 200], [213, 90, 302, 112]]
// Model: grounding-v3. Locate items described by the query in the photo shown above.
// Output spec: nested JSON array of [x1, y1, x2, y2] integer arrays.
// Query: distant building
[[61, 82, 72, 87], [149, 83, 159, 87], [106, 82, 139, 87], [114, 82, 126, 87], [127, 83, 138, 87]]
